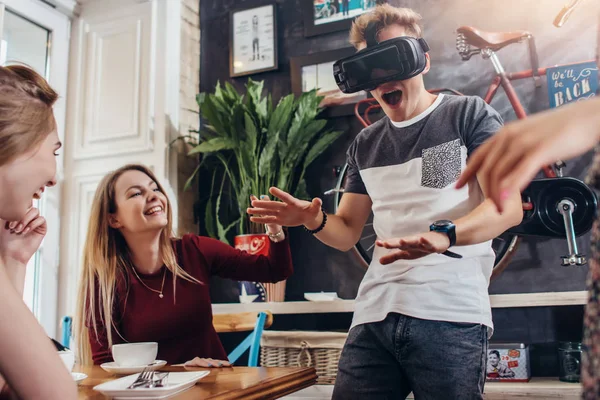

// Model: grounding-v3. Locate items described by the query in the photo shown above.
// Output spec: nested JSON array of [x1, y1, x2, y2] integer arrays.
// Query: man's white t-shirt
[[345, 94, 503, 335]]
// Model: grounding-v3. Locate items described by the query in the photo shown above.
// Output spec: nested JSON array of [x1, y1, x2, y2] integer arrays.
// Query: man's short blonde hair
[[349, 4, 423, 49]]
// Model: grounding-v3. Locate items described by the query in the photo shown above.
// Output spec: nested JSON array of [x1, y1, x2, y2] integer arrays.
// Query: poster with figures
[[547, 61, 598, 108], [230, 4, 278, 77], [314, 0, 378, 26]]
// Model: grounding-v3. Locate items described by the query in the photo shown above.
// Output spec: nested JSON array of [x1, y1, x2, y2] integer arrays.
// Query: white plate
[[93, 371, 210, 399], [304, 292, 339, 302], [72, 372, 87, 384], [100, 360, 167, 375]]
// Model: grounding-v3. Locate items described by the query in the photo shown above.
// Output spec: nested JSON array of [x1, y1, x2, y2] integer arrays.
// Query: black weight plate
[[535, 178, 597, 236]]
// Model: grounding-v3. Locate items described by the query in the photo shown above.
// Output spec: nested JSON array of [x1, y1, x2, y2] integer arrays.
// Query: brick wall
[[175, 0, 201, 236], [180, 0, 200, 136]]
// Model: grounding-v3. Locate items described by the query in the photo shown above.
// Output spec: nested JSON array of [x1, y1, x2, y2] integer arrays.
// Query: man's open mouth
[[382, 89, 403, 106]]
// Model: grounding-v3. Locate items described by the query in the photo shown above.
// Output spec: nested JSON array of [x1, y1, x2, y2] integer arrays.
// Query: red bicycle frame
[[483, 59, 594, 178]]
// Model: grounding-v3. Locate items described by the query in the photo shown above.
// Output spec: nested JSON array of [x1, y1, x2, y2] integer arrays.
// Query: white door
[[0, 0, 70, 338], [58, 0, 176, 343]]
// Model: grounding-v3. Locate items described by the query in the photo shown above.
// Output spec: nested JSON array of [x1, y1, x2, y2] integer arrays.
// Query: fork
[[127, 368, 154, 389], [144, 372, 169, 388]]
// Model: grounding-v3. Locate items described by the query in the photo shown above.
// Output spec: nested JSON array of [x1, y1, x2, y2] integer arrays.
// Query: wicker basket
[[260, 331, 348, 385]]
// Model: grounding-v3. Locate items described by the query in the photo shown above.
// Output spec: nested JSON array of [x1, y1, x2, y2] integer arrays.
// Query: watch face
[[433, 220, 452, 227]]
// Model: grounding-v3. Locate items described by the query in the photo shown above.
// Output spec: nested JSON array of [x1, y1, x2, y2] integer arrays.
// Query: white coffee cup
[[58, 350, 75, 372], [111, 342, 158, 367]]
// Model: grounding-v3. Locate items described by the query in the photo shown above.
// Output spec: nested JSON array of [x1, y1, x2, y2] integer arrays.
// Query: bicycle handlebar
[[554, 0, 584, 27]]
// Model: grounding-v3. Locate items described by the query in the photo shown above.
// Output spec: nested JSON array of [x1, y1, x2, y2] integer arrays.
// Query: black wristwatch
[[429, 220, 462, 259]]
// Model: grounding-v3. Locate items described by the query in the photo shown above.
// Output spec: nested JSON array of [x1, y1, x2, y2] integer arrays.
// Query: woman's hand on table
[[183, 357, 231, 368]]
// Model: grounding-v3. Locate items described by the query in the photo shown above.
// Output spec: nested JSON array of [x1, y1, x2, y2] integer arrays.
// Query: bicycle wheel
[[332, 163, 520, 278]]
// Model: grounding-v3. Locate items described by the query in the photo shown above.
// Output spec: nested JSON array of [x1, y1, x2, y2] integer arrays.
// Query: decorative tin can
[[235, 234, 269, 303], [234, 233, 286, 302], [486, 343, 531, 382]]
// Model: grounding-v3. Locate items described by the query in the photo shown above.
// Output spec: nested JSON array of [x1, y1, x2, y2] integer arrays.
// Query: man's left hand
[[376, 231, 450, 265]]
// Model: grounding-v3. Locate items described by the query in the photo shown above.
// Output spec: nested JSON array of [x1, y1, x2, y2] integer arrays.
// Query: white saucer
[[72, 372, 87, 384], [100, 360, 167, 375]]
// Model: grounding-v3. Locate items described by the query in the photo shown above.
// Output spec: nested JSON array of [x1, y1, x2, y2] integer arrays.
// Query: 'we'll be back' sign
[[547, 61, 598, 108]]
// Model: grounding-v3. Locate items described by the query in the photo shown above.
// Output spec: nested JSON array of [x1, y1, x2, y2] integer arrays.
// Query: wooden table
[[75, 365, 317, 399]]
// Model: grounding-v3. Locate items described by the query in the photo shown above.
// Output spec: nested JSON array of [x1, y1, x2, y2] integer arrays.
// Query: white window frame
[[0, 0, 70, 338]]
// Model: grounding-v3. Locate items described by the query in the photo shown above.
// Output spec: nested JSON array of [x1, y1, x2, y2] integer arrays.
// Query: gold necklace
[[131, 266, 166, 298]]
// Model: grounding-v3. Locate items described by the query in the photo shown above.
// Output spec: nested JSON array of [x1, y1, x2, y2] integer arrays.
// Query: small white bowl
[[72, 372, 87, 385], [111, 342, 158, 367], [58, 350, 75, 372]]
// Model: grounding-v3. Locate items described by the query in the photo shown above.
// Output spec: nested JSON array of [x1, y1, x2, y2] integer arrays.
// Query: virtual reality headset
[[333, 36, 430, 94]]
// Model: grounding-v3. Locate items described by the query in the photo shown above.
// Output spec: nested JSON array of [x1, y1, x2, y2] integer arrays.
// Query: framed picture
[[230, 3, 278, 78], [291, 47, 368, 114], [303, 0, 385, 37]]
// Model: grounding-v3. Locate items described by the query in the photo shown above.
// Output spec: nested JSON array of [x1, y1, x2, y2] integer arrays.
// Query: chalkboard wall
[[201, 0, 599, 303], [200, 0, 600, 358]]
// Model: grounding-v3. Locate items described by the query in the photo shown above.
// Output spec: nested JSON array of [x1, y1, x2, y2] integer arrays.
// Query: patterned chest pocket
[[421, 139, 461, 189]]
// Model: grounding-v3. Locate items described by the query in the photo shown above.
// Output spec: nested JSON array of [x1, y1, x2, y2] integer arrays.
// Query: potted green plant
[[185, 79, 342, 302]]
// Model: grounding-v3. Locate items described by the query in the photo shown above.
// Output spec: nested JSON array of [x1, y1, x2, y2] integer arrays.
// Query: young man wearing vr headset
[[247, 5, 523, 399]]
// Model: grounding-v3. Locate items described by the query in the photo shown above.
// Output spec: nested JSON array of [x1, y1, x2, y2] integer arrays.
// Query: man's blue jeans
[[332, 312, 488, 400]]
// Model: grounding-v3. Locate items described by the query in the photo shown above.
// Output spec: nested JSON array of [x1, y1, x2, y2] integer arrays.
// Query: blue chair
[[213, 311, 273, 367], [61, 311, 273, 367]]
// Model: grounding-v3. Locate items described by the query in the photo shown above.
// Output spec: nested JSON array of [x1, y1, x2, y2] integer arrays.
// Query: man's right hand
[[247, 187, 323, 230]]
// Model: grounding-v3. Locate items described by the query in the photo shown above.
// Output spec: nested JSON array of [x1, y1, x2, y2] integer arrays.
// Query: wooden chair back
[[213, 311, 273, 333]]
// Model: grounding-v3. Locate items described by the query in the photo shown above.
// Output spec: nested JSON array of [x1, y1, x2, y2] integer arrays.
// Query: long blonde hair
[[74, 164, 199, 365], [0, 65, 58, 165]]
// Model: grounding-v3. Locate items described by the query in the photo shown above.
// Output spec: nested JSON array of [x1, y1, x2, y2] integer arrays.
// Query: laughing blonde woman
[[0, 65, 76, 399], [74, 164, 292, 367]]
